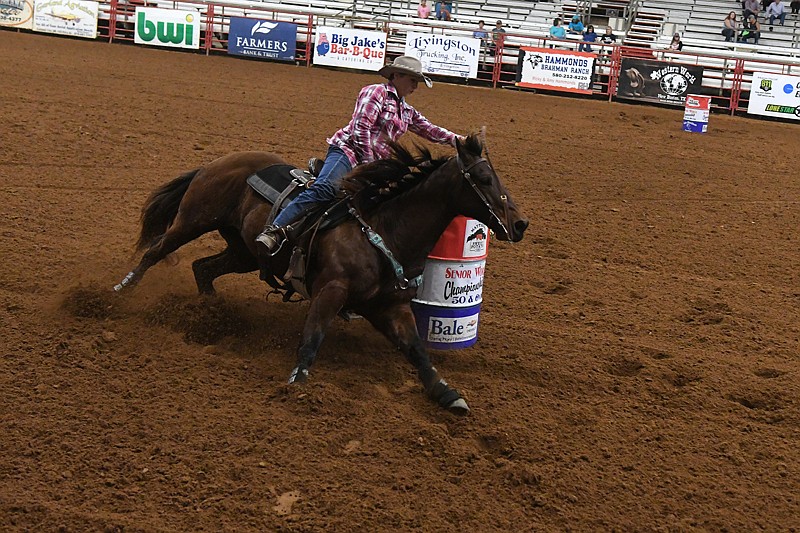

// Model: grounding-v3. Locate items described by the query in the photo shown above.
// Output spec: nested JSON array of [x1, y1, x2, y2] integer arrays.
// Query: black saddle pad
[[247, 164, 312, 205]]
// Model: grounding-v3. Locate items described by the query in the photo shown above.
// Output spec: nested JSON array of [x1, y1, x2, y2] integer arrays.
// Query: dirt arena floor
[[2, 30, 799, 531]]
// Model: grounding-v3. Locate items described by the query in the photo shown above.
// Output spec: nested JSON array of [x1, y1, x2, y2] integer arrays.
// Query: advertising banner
[[617, 58, 704, 105], [515, 47, 595, 94], [134, 7, 201, 50], [313, 26, 386, 71], [747, 72, 800, 121], [404, 32, 480, 79], [227, 17, 296, 61], [33, 0, 98, 39], [0, 0, 33, 29]]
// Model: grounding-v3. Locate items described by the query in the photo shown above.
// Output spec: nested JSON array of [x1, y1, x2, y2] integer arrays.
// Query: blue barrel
[[411, 301, 481, 350]]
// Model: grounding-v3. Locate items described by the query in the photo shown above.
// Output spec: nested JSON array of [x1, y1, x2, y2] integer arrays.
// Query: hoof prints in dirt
[[145, 294, 251, 344], [61, 286, 117, 319]]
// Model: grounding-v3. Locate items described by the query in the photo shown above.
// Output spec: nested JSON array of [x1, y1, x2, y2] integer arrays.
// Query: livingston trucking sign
[[404, 32, 480, 79]]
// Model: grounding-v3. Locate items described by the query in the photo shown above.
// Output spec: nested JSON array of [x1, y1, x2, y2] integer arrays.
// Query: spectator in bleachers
[[417, 0, 431, 19], [722, 11, 738, 41], [599, 25, 618, 44], [549, 18, 566, 40], [435, 1, 452, 21], [255, 56, 464, 255], [667, 32, 684, 51], [579, 24, 598, 52], [473, 20, 489, 41], [766, 0, 787, 29], [743, 0, 761, 20], [489, 20, 506, 55], [791, 0, 800, 15], [567, 14, 585, 35], [739, 14, 761, 43]]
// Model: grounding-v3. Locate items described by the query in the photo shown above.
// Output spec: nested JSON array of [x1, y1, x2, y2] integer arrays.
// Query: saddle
[[246, 159, 351, 299]]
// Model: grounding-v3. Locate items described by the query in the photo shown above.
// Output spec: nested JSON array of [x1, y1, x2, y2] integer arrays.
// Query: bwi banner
[[227, 17, 296, 61], [0, 0, 33, 29], [747, 72, 800, 121], [617, 58, 704, 106], [313, 27, 386, 71], [516, 47, 595, 94], [33, 0, 98, 39], [404, 32, 480, 79], [134, 7, 201, 50]]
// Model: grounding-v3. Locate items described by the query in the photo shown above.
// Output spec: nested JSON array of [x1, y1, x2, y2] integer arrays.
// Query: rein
[[456, 154, 510, 238], [348, 205, 423, 291]]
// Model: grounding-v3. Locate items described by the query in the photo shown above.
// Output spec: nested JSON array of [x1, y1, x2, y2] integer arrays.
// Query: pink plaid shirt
[[327, 83, 457, 167]]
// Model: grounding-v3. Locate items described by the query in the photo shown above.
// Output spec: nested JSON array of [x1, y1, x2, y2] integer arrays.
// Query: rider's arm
[[407, 107, 458, 146]]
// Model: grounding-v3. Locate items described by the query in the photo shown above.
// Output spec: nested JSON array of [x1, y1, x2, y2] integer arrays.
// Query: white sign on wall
[[313, 26, 387, 71], [134, 7, 201, 50], [517, 47, 595, 94], [747, 72, 800, 121], [0, 0, 33, 29], [33, 0, 98, 39], [404, 32, 480, 79]]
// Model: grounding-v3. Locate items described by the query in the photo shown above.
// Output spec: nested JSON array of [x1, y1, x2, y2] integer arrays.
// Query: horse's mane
[[341, 133, 483, 212]]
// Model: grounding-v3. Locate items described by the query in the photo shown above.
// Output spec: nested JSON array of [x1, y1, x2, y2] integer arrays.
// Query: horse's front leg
[[367, 303, 469, 415], [287, 280, 348, 384]]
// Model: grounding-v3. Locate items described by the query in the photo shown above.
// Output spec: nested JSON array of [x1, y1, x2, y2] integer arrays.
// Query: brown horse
[[115, 134, 528, 413]]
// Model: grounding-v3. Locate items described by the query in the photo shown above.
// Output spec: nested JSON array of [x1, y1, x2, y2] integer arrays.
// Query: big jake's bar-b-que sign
[[313, 26, 386, 71], [617, 58, 704, 105]]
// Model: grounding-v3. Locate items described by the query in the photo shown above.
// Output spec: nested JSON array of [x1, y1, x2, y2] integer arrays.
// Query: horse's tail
[[136, 168, 200, 251]]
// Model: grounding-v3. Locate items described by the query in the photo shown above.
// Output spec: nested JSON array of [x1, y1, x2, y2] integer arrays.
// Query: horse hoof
[[287, 366, 309, 384], [446, 398, 470, 415]]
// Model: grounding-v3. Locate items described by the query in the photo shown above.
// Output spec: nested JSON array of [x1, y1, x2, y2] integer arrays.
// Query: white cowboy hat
[[378, 56, 433, 88]]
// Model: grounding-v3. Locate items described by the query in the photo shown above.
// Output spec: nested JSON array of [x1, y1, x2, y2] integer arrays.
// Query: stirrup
[[256, 225, 286, 256]]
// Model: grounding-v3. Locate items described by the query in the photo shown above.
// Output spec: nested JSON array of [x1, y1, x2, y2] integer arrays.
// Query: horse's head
[[452, 134, 528, 242]]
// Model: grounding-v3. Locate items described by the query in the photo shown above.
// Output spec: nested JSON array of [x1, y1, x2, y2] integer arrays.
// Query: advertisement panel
[[134, 7, 201, 50], [227, 17, 296, 61], [617, 58, 704, 105], [313, 26, 386, 71], [33, 0, 98, 39], [515, 47, 595, 94], [0, 0, 33, 29], [404, 32, 480, 79], [747, 72, 800, 121]]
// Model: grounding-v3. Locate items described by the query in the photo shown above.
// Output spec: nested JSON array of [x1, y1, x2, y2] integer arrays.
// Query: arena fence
[[4, 0, 800, 122]]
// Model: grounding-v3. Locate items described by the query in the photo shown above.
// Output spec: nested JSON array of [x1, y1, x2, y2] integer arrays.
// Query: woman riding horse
[[115, 120, 528, 413], [255, 55, 464, 255]]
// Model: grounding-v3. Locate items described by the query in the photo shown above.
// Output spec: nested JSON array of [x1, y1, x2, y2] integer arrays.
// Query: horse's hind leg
[[366, 303, 469, 415], [192, 228, 258, 295], [114, 217, 207, 292]]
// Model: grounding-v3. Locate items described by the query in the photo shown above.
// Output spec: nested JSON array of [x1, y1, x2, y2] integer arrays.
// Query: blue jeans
[[578, 43, 593, 52], [273, 145, 352, 226], [770, 13, 786, 25]]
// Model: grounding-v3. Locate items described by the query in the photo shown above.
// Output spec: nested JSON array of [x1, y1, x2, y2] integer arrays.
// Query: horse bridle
[[455, 154, 511, 239]]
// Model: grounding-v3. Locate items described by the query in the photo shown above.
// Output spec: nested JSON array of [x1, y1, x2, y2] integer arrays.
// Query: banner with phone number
[[516, 47, 595, 94]]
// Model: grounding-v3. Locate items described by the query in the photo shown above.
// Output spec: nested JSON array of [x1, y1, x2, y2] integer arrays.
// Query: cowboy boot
[[255, 224, 287, 256]]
